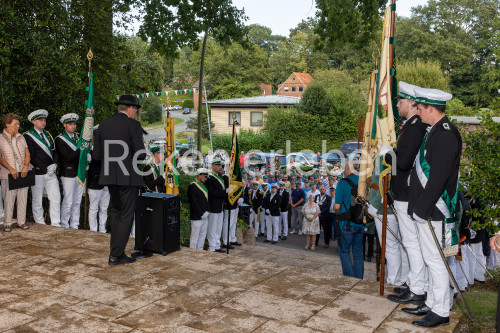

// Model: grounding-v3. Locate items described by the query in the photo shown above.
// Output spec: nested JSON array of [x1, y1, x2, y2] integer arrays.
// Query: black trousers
[[315, 217, 331, 246], [363, 233, 375, 259], [108, 185, 139, 257]]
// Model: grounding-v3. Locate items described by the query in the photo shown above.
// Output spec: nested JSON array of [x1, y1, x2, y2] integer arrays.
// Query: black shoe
[[279, 236, 282, 239], [282, 236, 287, 240], [473, 279, 485, 284], [230, 242, 242, 246], [387, 290, 425, 305], [366, 256, 372, 262], [271, 241, 277, 244], [402, 304, 431, 316], [214, 248, 226, 253], [108, 254, 136, 266], [263, 239, 271, 243], [259, 233, 265, 236], [222, 244, 235, 249], [412, 311, 449, 327], [393, 284, 409, 295]]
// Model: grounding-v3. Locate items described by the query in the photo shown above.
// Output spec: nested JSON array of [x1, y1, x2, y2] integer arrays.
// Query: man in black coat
[[205, 158, 227, 252], [187, 168, 210, 250], [278, 181, 290, 240], [93, 95, 146, 266], [24, 109, 61, 227], [406, 87, 462, 328], [56, 113, 84, 229], [264, 183, 281, 244], [383, 82, 429, 305], [245, 181, 263, 238], [314, 184, 332, 248], [141, 145, 166, 193]]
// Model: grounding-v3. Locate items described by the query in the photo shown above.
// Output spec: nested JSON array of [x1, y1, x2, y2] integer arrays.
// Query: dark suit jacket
[[205, 172, 226, 213], [24, 130, 56, 175], [267, 192, 281, 216], [245, 188, 262, 211], [279, 189, 289, 211], [88, 150, 104, 190], [93, 112, 145, 186], [188, 182, 209, 220], [408, 116, 462, 221], [142, 163, 166, 193], [55, 133, 80, 178], [386, 114, 428, 202], [315, 194, 332, 220]]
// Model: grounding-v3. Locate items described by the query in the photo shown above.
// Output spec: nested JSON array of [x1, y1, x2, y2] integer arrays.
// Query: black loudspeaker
[[135, 193, 181, 255], [238, 203, 251, 225]]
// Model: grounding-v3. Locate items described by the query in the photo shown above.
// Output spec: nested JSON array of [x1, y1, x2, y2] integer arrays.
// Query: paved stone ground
[[0, 224, 461, 333]]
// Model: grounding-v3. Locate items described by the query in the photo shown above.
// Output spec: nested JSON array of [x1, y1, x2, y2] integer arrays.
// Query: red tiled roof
[[294, 72, 313, 85]]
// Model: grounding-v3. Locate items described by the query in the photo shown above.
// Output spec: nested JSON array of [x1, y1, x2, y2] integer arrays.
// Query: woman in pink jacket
[[0, 113, 31, 233]]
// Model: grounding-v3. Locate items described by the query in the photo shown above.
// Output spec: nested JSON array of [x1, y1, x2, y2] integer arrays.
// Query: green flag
[[76, 53, 95, 185]]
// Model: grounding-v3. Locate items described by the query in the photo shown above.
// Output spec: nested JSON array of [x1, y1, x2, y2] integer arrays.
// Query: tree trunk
[[197, 32, 208, 152]]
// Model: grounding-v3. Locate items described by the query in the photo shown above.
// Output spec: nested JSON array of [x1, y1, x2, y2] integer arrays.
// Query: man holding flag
[[56, 113, 85, 229], [406, 87, 460, 328], [223, 113, 244, 250]]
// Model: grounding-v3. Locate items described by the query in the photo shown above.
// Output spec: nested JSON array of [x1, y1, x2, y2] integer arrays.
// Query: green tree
[[462, 117, 500, 234], [397, 59, 450, 91], [398, 0, 500, 107], [139, 0, 247, 151], [141, 97, 162, 124], [246, 24, 285, 56], [314, 0, 386, 51], [204, 42, 269, 100], [297, 85, 332, 117]]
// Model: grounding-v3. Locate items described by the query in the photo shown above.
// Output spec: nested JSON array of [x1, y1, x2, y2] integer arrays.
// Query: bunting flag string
[[117, 88, 196, 100]]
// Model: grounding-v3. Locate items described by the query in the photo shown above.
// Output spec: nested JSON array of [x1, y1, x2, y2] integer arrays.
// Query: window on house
[[229, 112, 241, 125], [299, 86, 303, 92], [251, 112, 263, 126], [284, 87, 289, 92], [292, 87, 296, 92]]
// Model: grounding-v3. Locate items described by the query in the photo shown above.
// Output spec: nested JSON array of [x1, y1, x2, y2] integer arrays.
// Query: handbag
[[8, 170, 35, 190]]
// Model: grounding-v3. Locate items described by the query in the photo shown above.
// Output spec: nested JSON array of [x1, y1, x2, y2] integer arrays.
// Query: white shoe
[[290, 230, 297, 234], [298, 230, 303, 235]]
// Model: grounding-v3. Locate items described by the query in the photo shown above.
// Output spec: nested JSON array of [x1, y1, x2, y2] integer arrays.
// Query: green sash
[[194, 181, 208, 200], [415, 133, 459, 254], [27, 128, 54, 157], [60, 131, 78, 151]]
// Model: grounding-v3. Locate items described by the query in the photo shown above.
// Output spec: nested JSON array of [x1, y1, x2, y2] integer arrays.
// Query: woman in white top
[[302, 194, 320, 250]]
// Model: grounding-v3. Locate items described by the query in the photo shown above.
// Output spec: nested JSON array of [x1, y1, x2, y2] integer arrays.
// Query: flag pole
[[83, 49, 93, 230], [227, 114, 237, 254]]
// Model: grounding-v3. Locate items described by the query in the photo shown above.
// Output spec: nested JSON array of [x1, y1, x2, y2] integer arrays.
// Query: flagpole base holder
[[131, 251, 153, 259]]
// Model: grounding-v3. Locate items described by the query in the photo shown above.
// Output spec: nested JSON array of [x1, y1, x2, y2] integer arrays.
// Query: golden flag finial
[[87, 49, 93, 68]]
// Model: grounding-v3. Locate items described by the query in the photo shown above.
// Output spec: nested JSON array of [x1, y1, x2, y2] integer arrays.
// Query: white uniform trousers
[[207, 212, 224, 251], [250, 209, 259, 237], [279, 211, 288, 237], [487, 248, 500, 270], [222, 208, 238, 245], [60, 176, 85, 229], [190, 218, 208, 250], [448, 255, 467, 292], [266, 215, 280, 242], [88, 187, 110, 233], [468, 242, 486, 282], [31, 173, 61, 226], [370, 205, 407, 286], [259, 211, 266, 234], [395, 200, 428, 295], [415, 219, 451, 318]]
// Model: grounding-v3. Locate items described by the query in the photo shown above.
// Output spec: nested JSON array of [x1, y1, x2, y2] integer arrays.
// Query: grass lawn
[[454, 282, 498, 332], [176, 132, 210, 153]]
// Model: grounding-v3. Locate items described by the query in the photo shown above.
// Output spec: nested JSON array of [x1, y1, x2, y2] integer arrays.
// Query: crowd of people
[[1, 92, 498, 329]]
